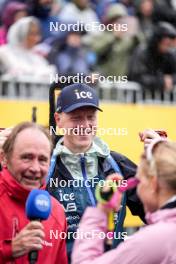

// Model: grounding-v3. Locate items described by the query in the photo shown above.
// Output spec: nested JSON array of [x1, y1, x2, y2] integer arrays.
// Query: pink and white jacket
[[72, 207, 176, 264]]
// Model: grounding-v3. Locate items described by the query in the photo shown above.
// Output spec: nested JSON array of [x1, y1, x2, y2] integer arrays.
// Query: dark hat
[[56, 83, 102, 113], [156, 22, 176, 39]]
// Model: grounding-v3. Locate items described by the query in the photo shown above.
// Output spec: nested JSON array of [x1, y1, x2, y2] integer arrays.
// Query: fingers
[[0, 127, 13, 137], [97, 173, 123, 213], [139, 129, 160, 143], [143, 138, 154, 149], [20, 236, 43, 250], [106, 173, 123, 182], [12, 236, 43, 258], [24, 222, 45, 240], [12, 221, 45, 259], [97, 188, 122, 213], [101, 174, 123, 193], [0, 127, 13, 148], [141, 130, 160, 149], [26, 221, 44, 231], [24, 229, 45, 240]]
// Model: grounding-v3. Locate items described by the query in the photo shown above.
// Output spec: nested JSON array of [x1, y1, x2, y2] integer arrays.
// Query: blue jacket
[[47, 149, 144, 260]]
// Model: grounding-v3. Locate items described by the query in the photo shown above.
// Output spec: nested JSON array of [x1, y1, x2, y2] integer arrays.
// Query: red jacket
[[0, 169, 68, 264]]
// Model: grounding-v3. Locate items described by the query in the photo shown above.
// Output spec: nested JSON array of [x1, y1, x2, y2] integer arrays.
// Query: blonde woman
[[72, 139, 176, 264]]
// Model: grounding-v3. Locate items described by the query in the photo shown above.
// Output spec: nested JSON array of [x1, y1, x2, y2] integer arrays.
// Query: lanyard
[[106, 155, 127, 248], [80, 154, 96, 207], [46, 153, 57, 184]]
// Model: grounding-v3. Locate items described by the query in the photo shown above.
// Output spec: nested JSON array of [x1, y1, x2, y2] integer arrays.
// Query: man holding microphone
[[0, 122, 68, 263]]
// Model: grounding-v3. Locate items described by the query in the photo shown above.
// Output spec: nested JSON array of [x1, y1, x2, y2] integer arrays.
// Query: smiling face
[[6, 128, 51, 190], [55, 107, 98, 153]]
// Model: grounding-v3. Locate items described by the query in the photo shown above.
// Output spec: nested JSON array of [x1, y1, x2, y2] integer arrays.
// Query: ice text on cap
[[74, 89, 93, 99]]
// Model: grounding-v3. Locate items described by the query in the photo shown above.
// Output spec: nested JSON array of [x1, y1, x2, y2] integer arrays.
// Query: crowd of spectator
[[0, 0, 176, 93]]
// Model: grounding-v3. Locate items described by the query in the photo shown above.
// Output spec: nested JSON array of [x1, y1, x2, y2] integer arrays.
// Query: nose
[[80, 117, 90, 128], [29, 159, 41, 173]]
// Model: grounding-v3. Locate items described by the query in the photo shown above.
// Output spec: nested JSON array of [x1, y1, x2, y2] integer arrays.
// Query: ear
[[150, 175, 159, 193], [0, 150, 8, 168], [54, 112, 62, 128]]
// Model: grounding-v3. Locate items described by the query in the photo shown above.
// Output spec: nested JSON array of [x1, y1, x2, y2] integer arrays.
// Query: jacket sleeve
[[56, 220, 68, 264], [110, 151, 145, 222], [0, 240, 14, 262], [54, 204, 68, 264], [72, 207, 148, 264]]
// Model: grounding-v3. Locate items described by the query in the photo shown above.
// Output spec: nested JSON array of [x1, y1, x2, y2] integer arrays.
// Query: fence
[[0, 74, 50, 100], [97, 81, 176, 104], [0, 75, 176, 104]]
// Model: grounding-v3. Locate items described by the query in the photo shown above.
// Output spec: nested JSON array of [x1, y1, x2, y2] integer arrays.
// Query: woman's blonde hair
[[141, 141, 176, 191]]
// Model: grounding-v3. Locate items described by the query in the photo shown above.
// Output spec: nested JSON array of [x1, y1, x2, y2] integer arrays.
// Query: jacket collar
[[53, 136, 110, 157], [161, 196, 176, 209], [1, 168, 46, 203], [145, 207, 176, 225], [52, 136, 110, 180]]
